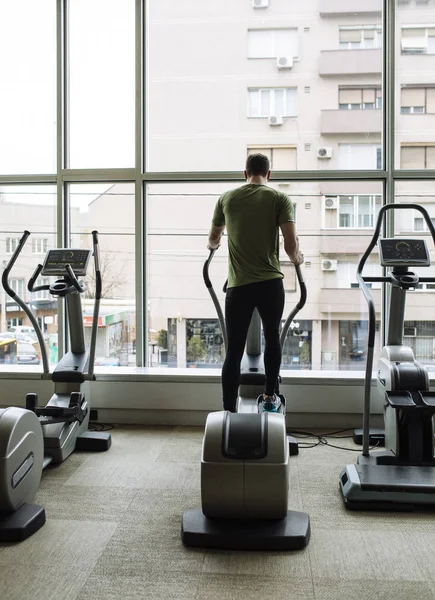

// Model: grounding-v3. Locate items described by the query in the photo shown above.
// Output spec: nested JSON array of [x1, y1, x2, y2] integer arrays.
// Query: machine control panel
[[379, 238, 430, 267], [41, 249, 92, 276]]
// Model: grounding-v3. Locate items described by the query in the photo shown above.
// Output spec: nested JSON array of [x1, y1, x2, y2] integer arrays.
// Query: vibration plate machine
[[340, 204, 435, 510], [0, 230, 111, 541], [182, 250, 310, 550]]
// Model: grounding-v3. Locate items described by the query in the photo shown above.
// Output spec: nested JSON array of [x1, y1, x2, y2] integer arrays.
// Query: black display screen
[[379, 238, 430, 266], [41, 249, 92, 276]]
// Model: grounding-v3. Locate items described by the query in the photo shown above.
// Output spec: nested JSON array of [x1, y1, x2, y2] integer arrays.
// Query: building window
[[325, 195, 382, 229], [248, 29, 299, 60], [32, 238, 48, 254], [247, 146, 297, 170], [32, 277, 50, 300], [401, 87, 435, 114], [9, 279, 25, 298], [401, 145, 435, 169], [401, 26, 435, 54], [339, 144, 382, 170], [7, 318, 23, 328], [414, 216, 435, 231], [339, 26, 382, 49], [6, 237, 20, 255], [248, 88, 297, 118], [338, 87, 382, 110]]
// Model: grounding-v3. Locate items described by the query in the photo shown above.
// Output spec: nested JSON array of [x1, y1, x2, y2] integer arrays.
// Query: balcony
[[319, 0, 381, 16], [321, 109, 381, 135], [319, 288, 381, 314], [320, 49, 382, 76], [321, 233, 379, 254]]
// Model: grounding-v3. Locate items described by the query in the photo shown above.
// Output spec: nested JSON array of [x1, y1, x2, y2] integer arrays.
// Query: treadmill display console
[[41, 249, 92, 276], [379, 238, 430, 267]]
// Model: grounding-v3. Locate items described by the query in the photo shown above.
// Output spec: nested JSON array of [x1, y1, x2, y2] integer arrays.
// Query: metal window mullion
[[135, 0, 145, 367], [57, 0, 67, 358]]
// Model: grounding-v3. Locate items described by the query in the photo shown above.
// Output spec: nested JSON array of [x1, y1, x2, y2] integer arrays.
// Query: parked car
[[17, 342, 40, 365], [8, 326, 38, 340]]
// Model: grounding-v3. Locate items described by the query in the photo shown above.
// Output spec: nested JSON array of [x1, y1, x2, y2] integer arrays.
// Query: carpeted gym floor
[[1, 425, 435, 600]]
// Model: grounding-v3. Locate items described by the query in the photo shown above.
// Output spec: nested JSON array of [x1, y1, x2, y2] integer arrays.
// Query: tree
[[187, 335, 207, 363], [85, 250, 128, 299], [157, 329, 167, 349]]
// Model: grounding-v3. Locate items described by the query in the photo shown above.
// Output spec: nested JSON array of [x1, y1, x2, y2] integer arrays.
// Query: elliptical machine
[[182, 250, 310, 550], [340, 204, 435, 510], [0, 230, 111, 541]]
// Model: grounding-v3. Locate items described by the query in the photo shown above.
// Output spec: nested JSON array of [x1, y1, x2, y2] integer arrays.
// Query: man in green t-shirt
[[207, 153, 304, 413]]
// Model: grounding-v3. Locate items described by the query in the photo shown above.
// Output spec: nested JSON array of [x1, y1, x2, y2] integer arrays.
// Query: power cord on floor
[[88, 422, 115, 432], [288, 428, 380, 452]]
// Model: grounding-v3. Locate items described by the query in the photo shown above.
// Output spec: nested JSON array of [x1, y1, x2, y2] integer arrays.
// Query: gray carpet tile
[[0, 519, 117, 569], [195, 574, 316, 600], [78, 572, 202, 600], [202, 547, 312, 579], [308, 528, 425, 581], [36, 485, 139, 522], [0, 562, 95, 600], [313, 578, 435, 600]]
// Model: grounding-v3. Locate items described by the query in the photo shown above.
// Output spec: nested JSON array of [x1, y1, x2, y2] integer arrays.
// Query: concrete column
[[177, 318, 186, 368]]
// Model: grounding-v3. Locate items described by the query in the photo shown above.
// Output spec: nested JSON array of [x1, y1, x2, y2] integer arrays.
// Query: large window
[[69, 183, 136, 368], [2, 2, 435, 378], [0, 2, 56, 174], [68, 0, 135, 168]]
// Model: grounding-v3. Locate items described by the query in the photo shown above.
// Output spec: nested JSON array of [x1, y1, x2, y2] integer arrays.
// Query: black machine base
[[181, 508, 310, 550], [75, 430, 112, 452], [0, 503, 46, 542], [353, 428, 385, 446]]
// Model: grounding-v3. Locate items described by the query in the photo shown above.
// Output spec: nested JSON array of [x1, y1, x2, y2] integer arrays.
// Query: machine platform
[[0, 503, 46, 542], [340, 463, 435, 511], [181, 507, 310, 550]]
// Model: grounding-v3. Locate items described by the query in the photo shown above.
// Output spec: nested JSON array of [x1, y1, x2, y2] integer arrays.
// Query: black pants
[[222, 277, 285, 412]]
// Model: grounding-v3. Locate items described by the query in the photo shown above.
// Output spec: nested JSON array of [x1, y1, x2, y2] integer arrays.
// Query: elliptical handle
[[203, 249, 228, 352], [88, 230, 101, 377], [203, 249, 216, 289], [2, 230, 31, 298], [279, 263, 307, 349]]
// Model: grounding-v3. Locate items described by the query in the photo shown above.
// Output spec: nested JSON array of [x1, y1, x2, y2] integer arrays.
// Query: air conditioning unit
[[324, 197, 338, 210], [277, 56, 293, 70], [404, 326, 417, 337], [268, 115, 284, 126], [317, 147, 332, 159], [322, 259, 337, 272], [252, 0, 268, 7]]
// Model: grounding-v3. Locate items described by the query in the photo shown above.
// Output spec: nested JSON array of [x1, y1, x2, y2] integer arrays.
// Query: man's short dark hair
[[245, 153, 270, 177]]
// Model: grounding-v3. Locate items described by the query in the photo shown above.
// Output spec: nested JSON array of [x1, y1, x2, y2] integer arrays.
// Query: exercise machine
[[0, 230, 111, 541], [182, 250, 310, 549], [340, 204, 435, 510]]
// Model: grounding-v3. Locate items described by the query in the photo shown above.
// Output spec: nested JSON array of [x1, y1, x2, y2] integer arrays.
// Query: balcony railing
[[321, 109, 381, 135], [319, 49, 382, 76]]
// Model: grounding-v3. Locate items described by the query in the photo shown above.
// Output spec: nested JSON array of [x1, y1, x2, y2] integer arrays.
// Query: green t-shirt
[[212, 184, 295, 288]]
